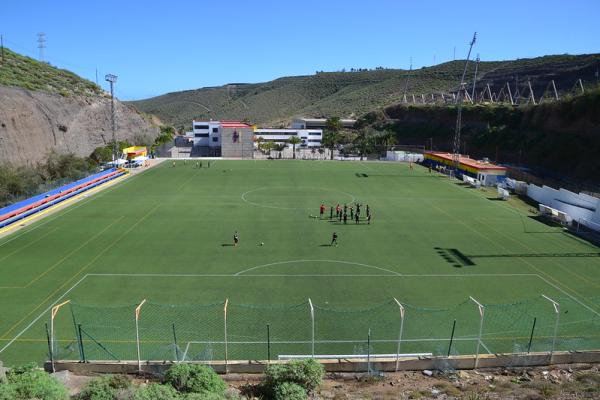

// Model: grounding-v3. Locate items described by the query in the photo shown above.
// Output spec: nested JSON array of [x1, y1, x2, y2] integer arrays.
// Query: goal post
[[134, 299, 146, 372], [50, 300, 70, 372]]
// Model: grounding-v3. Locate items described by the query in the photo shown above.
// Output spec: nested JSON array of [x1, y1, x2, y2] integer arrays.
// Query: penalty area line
[[0, 274, 89, 354]]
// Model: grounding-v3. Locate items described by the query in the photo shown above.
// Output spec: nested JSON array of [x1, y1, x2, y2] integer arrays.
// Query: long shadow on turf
[[221, 244, 235, 247]]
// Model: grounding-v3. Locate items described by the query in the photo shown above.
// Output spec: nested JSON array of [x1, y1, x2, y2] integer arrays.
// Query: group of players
[[319, 202, 372, 225]]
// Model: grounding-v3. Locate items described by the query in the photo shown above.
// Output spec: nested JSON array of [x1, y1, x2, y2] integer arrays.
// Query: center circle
[[241, 186, 356, 210]]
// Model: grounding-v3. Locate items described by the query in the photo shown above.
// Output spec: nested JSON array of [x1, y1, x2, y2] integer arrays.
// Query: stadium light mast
[[452, 32, 477, 171], [105, 74, 118, 162]]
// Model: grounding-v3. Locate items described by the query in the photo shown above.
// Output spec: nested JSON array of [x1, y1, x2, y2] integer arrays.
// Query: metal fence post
[[470, 296, 485, 369], [308, 298, 315, 357], [393, 298, 405, 371], [134, 299, 146, 373], [542, 295, 560, 363], [224, 299, 229, 373], [50, 300, 71, 373]]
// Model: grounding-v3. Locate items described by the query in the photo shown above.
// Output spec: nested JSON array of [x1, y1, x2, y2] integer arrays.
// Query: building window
[[309, 132, 321, 135], [212, 137, 218, 142], [195, 133, 209, 138], [194, 124, 209, 130], [212, 127, 219, 133], [308, 139, 321, 142]]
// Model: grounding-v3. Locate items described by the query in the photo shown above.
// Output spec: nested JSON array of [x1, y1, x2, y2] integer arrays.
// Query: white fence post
[[50, 300, 70, 373], [470, 296, 485, 369], [393, 298, 405, 371], [134, 299, 146, 373], [224, 299, 229, 373], [542, 294, 560, 363], [308, 298, 315, 357]]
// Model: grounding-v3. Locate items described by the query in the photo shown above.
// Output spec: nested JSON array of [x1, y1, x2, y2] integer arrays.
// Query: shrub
[[133, 383, 180, 400], [264, 359, 324, 393], [165, 364, 226, 395], [77, 374, 132, 400], [273, 382, 307, 400], [3, 363, 68, 400]]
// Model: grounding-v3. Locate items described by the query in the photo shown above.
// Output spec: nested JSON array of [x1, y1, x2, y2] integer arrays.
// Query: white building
[[291, 117, 356, 130], [254, 128, 322, 148], [188, 120, 222, 147]]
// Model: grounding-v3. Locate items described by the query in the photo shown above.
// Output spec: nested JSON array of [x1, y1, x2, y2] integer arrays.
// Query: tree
[[379, 131, 397, 151], [353, 131, 374, 161], [288, 136, 302, 159], [323, 117, 343, 160]]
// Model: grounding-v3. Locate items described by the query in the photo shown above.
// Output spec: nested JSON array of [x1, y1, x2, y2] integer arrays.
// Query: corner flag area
[[0, 160, 598, 365]]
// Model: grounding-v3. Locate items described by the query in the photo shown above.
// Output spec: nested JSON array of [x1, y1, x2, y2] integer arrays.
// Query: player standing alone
[[320, 203, 325, 219], [331, 232, 338, 246], [233, 231, 239, 246]]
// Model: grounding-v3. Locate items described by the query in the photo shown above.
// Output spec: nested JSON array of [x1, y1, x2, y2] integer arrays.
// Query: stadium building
[[186, 120, 254, 158], [423, 151, 507, 186]]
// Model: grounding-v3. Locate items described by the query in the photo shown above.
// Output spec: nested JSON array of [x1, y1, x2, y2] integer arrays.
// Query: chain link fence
[[48, 295, 600, 370]]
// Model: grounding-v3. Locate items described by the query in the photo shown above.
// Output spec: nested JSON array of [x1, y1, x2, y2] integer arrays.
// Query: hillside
[[130, 53, 600, 129], [370, 87, 600, 188], [0, 47, 160, 166], [0, 47, 102, 96]]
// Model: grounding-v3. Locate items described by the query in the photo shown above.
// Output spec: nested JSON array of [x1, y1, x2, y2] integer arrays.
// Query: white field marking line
[[359, 162, 375, 171], [480, 340, 492, 354], [0, 274, 89, 354], [0, 169, 143, 248], [234, 259, 401, 276], [240, 186, 356, 210], [86, 273, 539, 278], [534, 274, 600, 317]]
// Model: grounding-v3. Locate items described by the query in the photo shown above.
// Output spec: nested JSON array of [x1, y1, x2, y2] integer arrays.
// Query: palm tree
[[288, 135, 302, 159], [324, 117, 343, 160], [381, 131, 397, 151], [354, 131, 374, 161]]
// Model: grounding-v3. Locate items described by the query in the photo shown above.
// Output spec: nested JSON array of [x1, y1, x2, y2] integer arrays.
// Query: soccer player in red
[[320, 204, 325, 219]]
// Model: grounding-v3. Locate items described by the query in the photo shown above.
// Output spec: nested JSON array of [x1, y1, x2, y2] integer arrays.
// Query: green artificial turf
[[0, 160, 598, 365]]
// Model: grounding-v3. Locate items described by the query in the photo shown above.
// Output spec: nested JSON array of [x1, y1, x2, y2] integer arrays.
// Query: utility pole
[[37, 32, 46, 62], [105, 74, 118, 162], [95, 68, 99, 86], [1, 35, 4, 64], [453, 46, 456, 61], [452, 32, 477, 171]]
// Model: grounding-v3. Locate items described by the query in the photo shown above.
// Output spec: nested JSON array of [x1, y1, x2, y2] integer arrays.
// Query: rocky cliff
[[0, 85, 159, 166]]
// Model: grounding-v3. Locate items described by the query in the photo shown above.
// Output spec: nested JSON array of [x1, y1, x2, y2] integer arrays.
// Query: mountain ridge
[[129, 53, 600, 130]]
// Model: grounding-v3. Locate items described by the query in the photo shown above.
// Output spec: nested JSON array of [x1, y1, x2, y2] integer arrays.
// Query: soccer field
[[0, 160, 599, 366]]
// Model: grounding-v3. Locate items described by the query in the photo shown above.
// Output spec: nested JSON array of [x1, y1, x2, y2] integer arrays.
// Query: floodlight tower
[[105, 74, 118, 162], [452, 32, 477, 171]]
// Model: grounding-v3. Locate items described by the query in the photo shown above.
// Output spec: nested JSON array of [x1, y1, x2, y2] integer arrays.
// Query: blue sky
[[3, 0, 599, 100]]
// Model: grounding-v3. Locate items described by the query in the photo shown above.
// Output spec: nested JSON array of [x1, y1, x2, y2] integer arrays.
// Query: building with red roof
[[423, 151, 507, 186]]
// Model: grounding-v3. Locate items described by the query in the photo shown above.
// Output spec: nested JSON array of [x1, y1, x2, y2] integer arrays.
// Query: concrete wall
[[220, 127, 254, 158], [46, 350, 600, 375]]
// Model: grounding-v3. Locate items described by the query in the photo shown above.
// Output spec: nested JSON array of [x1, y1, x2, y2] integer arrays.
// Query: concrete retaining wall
[[46, 350, 600, 375]]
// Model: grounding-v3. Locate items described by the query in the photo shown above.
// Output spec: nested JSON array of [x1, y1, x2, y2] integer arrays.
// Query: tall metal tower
[[402, 57, 412, 103], [452, 32, 477, 171], [471, 54, 480, 103], [105, 74, 118, 162], [37, 32, 46, 62]]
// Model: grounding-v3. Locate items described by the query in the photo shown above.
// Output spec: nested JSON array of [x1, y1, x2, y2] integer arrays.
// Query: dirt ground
[[52, 363, 600, 399], [223, 364, 600, 400]]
